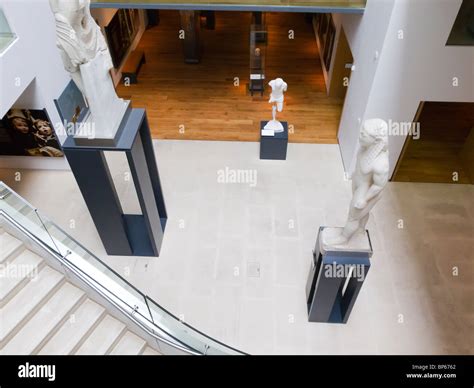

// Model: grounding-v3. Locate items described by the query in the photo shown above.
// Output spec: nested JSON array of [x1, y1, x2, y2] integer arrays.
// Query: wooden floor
[[393, 102, 474, 184], [394, 141, 471, 184], [116, 11, 343, 143]]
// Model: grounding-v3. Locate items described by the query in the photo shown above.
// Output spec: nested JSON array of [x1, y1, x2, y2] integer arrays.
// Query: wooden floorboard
[[394, 141, 471, 184], [393, 102, 474, 184], [116, 11, 343, 143]]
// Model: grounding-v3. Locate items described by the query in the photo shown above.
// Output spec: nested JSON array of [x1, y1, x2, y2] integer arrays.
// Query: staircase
[[0, 229, 160, 355]]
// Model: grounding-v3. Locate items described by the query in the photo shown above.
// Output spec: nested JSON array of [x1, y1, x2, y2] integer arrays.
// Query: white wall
[[0, 0, 70, 170], [364, 0, 474, 178], [337, 0, 396, 172], [0, 2, 147, 171], [338, 0, 474, 177]]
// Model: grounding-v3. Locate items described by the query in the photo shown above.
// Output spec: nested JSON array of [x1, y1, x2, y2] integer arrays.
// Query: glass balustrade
[[0, 181, 244, 355], [0, 8, 16, 54]]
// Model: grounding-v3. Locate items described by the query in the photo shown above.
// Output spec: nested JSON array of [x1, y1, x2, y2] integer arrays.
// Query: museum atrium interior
[[0, 0, 472, 356]]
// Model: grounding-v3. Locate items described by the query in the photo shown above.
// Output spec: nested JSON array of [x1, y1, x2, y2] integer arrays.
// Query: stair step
[[0, 250, 44, 307], [141, 346, 161, 355], [110, 331, 147, 355], [38, 299, 106, 355], [0, 232, 24, 264], [75, 315, 126, 355], [0, 266, 64, 345], [1, 282, 85, 355]]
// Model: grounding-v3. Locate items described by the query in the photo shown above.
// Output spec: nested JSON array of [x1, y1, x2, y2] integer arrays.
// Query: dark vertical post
[[340, 265, 370, 323], [127, 118, 164, 256], [139, 113, 167, 222], [62, 109, 167, 257], [252, 11, 263, 25], [64, 148, 133, 255], [306, 227, 372, 323], [308, 263, 344, 322], [179, 10, 200, 64], [201, 11, 215, 30], [146, 9, 160, 28]]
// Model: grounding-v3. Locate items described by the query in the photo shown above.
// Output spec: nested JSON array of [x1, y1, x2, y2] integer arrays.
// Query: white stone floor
[[1, 140, 473, 355]]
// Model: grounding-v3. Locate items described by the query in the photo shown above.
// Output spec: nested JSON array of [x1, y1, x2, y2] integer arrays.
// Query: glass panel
[[0, 186, 61, 255], [249, 22, 267, 95], [0, 8, 17, 54], [41, 221, 152, 320], [103, 151, 142, 215], [0, 182, 244, 355], [0, 182, 151, 322], [147, 297, 242, 355]]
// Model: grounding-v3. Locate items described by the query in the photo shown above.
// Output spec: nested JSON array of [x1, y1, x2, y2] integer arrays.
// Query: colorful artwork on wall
[[0, 109, 63, 157]]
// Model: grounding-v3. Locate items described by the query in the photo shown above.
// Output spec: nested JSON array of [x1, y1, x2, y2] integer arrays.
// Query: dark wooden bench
[[122, 50, 146, 84]]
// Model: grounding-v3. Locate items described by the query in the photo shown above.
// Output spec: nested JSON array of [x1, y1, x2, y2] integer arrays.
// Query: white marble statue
[[264, 78, 287, 133], [324, 119, 389, 247], [49, 0, 128, 140]]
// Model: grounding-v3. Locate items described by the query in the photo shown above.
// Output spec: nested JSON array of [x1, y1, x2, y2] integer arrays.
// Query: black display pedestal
[[62, 109, 167, 257], [306, 227, 372, 323], [259, 121, 288, 160], [249, 76, 265, 96]]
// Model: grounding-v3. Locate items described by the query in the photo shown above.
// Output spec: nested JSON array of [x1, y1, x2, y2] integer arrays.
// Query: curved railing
[[0, 9, 17, 55], [0, 181, 245, 355]]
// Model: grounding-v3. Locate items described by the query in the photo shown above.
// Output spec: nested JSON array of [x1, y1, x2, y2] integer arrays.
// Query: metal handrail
[[0, 182, 245, 355], [0, 209, 198, 355]]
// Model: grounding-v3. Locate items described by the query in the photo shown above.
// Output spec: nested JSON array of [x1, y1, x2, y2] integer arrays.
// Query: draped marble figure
[[324, 119, 389, 246], [49, 0, 128, 140]]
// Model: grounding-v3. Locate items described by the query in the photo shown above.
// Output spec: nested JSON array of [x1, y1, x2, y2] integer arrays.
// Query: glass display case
[[249, 22, 267, 96], [0, 9, 16, 55], [313, 14, 337, 74]]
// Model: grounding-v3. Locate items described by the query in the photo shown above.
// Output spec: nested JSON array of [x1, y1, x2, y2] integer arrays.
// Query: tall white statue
[[264, 78, 287, 133], [49, 0, 128, 140], [324, 118, 389, 247]]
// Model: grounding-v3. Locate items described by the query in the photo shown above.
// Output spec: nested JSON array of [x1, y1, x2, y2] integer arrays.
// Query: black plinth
[[259, 121, 288, 160], [62, 109, 167, 257], [306, 227, 372, 324]]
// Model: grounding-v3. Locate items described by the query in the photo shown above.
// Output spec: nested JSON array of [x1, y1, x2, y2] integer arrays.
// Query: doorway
[[392, 101, 474, 184], [94, 10, 348, 143]]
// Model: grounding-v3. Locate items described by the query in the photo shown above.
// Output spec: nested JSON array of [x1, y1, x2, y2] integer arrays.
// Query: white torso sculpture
[[264, 78, 287, 133], [49, 0, 128, 140], [324, 119, 389, 247]]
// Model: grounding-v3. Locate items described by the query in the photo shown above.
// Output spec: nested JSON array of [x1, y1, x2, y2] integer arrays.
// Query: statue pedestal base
[[260, 121, 288, 160], [305, 226, 372, 323], [263, 119, 284, 132], [321, 227, 371, 252], [72, 100, 130, 146], [72, 102, 131, 147], [63, 108, 167, 257]]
